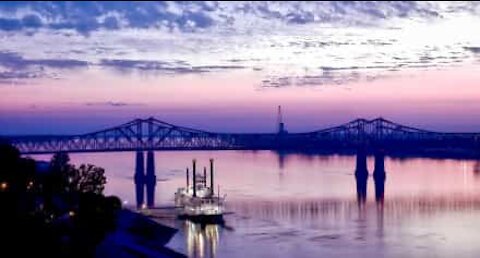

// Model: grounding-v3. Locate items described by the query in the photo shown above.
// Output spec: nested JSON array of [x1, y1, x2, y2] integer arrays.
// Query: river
[[31, 150, 480, 258]]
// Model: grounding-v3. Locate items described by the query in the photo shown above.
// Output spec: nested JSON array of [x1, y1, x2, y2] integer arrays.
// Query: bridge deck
[[3, 117, 480, 154]]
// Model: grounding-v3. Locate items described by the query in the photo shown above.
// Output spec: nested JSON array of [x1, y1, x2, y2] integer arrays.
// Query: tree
[[48, 152, 107, 195], [67, 164, 107, 195], [50, 152, 71, 173], [0, 144, 120, 258], [0, 143, 35, 193], [45, 152, 73, 193]]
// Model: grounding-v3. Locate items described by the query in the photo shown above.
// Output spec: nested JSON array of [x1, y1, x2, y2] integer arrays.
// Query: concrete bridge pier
[[134, 151, 145, 209], [373, 150, 386, 176], [146, 150, 156, 208], [355, 148, 368, 204], [373, 150, 386, 203], [355, 148, 369, 176]]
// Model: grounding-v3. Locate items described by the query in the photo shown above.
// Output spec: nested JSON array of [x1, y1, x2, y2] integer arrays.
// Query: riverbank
[[96, 209, 186, 258]]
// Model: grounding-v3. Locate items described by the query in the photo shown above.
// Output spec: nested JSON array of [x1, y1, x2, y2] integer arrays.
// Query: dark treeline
[[0, 142, 121, 258]]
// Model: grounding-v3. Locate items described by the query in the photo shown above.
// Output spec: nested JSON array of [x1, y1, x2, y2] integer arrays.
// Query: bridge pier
[[354, 148, 387, 205], [146, 150, 156, 208], [355, 148, 368, 176], [134, 151, 145, 209], [373, 150, 386, 203], [355, 148, 368, 204]]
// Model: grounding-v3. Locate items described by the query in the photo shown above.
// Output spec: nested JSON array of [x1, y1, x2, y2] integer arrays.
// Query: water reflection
[[225, 151, 480, 224], [374, 174, 385, 205], [474, 161, 480, 177], [226, 194, 480, 226], [355, 173, 368, 205], [39, 151, 480, 257], [355, 172, 386, 206], [184, 220, 221, 258], [277, 151, 286, 170]]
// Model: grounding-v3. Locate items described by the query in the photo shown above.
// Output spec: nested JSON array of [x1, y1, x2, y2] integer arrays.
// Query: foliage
[[0, 143, 121, 258], [47, 152, 108, 195], [66, 164, 107, 195], [50, 152, 71, 173]]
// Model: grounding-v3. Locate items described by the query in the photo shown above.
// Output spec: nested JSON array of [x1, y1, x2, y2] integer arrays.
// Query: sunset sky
[[1, 1, 480, 134]]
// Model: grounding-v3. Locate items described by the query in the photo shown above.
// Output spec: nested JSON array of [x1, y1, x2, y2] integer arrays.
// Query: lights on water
[[185, 220, 220, 258], [0, 182, 8, 191]]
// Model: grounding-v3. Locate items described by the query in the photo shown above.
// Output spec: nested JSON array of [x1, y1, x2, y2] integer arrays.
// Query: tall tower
[[277, 105, 286, 134]]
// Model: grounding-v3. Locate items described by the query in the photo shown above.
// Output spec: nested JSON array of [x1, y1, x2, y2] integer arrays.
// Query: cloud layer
[[2, 2, 478, 33], [1, 1, 480, 86]]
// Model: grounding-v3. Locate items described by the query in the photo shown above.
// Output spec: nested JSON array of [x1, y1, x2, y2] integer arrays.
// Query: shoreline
[[96, 209, 186, 258]]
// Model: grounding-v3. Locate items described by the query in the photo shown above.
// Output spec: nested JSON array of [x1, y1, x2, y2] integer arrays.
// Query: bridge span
[[4, 117, 480, 155]]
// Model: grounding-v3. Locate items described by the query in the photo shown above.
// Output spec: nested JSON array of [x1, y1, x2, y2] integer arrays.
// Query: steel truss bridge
[[5, 117, 480, 208], [4, 117, 480, 155]]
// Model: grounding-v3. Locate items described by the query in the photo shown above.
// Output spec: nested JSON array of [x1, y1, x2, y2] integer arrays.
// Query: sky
[[1, 1, 480, 134]]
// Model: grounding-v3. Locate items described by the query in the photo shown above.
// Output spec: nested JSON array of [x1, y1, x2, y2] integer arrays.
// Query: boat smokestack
[[203, 166, 207, 187], [186, 167, 189, 188], [210, 159, 214, 194], [192, 159, 196, 197]]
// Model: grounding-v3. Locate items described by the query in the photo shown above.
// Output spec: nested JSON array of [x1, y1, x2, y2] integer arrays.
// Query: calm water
[[32, 151, 480, 258]]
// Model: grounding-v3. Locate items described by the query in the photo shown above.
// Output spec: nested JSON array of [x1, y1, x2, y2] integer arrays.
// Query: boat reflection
[[183, 220, 221, 258]]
